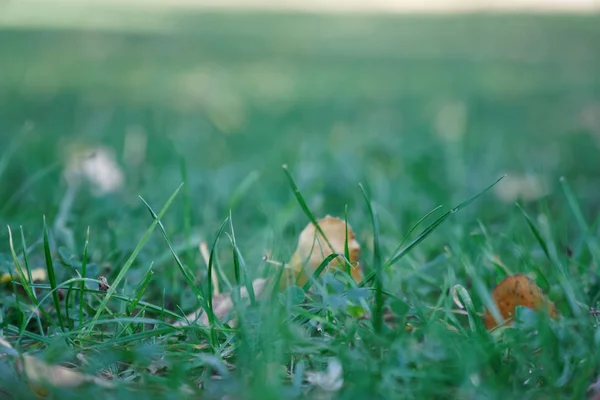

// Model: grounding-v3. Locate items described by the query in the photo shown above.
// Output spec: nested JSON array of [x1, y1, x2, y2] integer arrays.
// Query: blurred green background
[[1, 10, 599, 301]]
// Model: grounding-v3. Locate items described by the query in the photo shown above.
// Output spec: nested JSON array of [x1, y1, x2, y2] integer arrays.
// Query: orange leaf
[[483, 274, 558, 330]]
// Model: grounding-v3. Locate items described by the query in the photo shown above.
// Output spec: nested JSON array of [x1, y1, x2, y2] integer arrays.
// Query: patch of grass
[[1, 10, 600, 399]]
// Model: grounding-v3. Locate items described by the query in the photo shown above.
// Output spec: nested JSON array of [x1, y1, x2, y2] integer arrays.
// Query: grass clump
[[1, 11, 600, 400]]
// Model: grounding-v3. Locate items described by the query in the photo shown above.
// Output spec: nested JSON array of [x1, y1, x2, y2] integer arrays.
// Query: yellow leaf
[[0, 268, 47, 284], [281, 215, 362, 288]]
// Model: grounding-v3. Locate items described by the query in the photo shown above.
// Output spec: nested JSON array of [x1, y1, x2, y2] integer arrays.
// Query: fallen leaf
[[63, 145, 124, 196], [174, 278, 269, 327], [483, 274, 558, 330], [0, 268, 47, 284], [282, 215, 361, 288], [306, 358, 344, 392], [0, 337, 115, 395]]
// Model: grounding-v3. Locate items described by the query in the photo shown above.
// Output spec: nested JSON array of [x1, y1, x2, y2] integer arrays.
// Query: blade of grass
[[127, 262, 154, 314], [180, 157, 195, 289], [18, 226, 36, 300], [43, 215, 65, 331], [516, 203, 551, 261], [389, 205, 443, 258], [79, 227, 90, 326], [464, 261, 503, 331], [282, 164, 335, 252], [559, 176, 599, 266], [16, 278, 194, 338], [360, 175, 506, 287], [27, 280, 184, 320], [212, 245, 232, 293], [65, 282, 74, 330], [359, 183, 384, 334], [207, 217, 231, 328], [228, 170, 260, 212], [139, 194, 206, 303], [18, 225, 45, 335], [7, 226, 57, 329], [85, 183, 184, 337], [301, 253, 344, 293], [344, 205, 351, 276], [515, 202, 567, 277], [228, 212, 255, 303], [451, 284, 481, 333]]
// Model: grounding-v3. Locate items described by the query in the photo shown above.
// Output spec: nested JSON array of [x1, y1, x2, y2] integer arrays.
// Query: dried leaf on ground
[[282, 215, 361, 288], [306, 358, 344, 392], [174, 278, 269, 327], [0, 338, 115, 395], [483, 274, 558, 330]]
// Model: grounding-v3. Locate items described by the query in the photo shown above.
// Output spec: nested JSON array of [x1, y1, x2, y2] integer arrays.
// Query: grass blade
[[515, 203, 551, 261], [86, 183, 184, 334], [387, 175, 505, 268], [343, 204, 353, 277], [180, 157, 195, 284], [559, 176, 599, 265], [7, 226, 57, 330], [301, 253, 343, 292], [18, 226, 45, 334], [228, 170, 260, 212], [389, 205, 443, 258], [139, 195, 206, 302], [127, 263, 154, 314], [228, 212, 255, 303], [515, 203, 567, 277], [19, 226, 36, 300], [451, 284, 481, 333], [79, 227, 90, 326], [207, 217, 231, 327], [43, 215, 65, 331], [25, 280, 186, 321], [360, 175, 506, 286], [359, 183, 383, 334], [65, 282, 74, 330], [282, 164, 335, 252]]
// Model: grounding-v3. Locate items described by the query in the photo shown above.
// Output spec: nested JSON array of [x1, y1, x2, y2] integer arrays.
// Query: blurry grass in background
[[0, 7, 599, 399]]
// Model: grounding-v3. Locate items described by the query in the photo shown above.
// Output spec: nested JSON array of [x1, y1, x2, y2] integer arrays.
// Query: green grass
[[1, 10, 600, 399]]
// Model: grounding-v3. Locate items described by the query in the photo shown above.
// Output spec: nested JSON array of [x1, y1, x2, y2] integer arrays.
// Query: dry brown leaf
[[483, 274, 558, 330], [0, 337, 115, 395], [281, 215, 361, 288], [174, 278, 269, 327]]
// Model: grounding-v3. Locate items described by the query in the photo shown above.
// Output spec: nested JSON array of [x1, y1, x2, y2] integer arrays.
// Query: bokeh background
[[1, 0, 599, 302]]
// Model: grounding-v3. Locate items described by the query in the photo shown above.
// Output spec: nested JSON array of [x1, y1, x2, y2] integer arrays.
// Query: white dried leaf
[[174, 278, 269, 327], [63, 146, 124, 195], [494, 173, 549, 203], [305, 358, 343, 392]]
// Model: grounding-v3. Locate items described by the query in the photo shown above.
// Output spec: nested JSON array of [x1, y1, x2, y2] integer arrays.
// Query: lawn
[[0, 10, 599, 399]]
